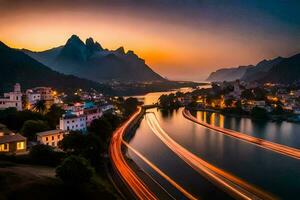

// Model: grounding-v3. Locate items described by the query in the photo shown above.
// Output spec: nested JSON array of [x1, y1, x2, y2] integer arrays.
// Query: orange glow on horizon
[[0, 5, 297, 80]]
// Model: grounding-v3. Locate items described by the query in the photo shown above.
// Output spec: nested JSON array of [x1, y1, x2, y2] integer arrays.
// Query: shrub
[[56, 155, 94, 185], [21, 120, 50, 141], [29, 144, 63, 166]]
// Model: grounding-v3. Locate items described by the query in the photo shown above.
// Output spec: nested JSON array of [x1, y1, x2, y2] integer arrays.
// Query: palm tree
[[33, 100, 47, 114]]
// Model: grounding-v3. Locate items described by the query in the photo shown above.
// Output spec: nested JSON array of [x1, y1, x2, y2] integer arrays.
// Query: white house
[[0, 83, 23, 111], [59, 113, 87, 132]]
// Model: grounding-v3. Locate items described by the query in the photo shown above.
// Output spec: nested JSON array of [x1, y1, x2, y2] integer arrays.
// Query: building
[[26, 89, 41, 109], [31, 87, 55, 109], [0, 83, 23, 111], [84, 106, 103, 126], [32, 87, 53, 100], [100, 104, 114, 113], [37, 129, 68, 148], [60, 113, 87, 132], [0, 132, 27, 154]]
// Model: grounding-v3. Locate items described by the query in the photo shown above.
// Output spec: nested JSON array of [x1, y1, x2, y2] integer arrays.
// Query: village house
[[25, 89, 41, 109], [0, 124, 26, 154], [60, 112, 87, 132], [36, 129, 68, 148], [83, 102, 103, 126], [0, 83, 23, 111], [30, 87, 56, 109]]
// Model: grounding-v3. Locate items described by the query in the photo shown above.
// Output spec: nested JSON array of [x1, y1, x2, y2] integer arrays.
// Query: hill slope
[[206, 65, 253, 82], [241, 57, 283, 82], [259, 53, 300, 84], [0, 41, 112, 94], [24, 35, 164, 82]]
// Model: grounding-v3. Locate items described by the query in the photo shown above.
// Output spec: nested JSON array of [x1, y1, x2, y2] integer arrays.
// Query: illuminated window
[[0, 143, 9, 152], [17, 142, 25, 150]]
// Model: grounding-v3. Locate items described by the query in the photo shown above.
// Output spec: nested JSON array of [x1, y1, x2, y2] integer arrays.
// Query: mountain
[[241, 57, 284, 82], [23, 35, 164, 82], [258, 53, 300, 84], [0, 41, 113, 94], [206, 65, 253, 82]]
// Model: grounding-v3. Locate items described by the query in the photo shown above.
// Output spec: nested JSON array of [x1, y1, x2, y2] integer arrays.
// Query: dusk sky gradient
[[1, 0, 300, 80]]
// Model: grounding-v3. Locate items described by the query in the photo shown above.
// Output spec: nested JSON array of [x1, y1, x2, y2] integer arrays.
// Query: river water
[[126, 89, 300, 200]]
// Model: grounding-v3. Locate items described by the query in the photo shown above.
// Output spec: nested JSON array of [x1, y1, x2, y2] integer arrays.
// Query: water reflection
[[129, 107, 300, 200], [193, 111, 300, 149]]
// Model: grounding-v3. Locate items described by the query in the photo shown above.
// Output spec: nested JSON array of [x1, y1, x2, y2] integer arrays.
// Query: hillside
[[24, 35, 164, 83], [206, 65, 253, 82], [0, 41, 113, 94], [241, 57, 283, 82], [259, 53, 300, 84]]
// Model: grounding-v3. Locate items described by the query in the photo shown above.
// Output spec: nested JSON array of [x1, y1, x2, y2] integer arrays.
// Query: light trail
[[109, 107, 158, 200], [146, 112, 276, 200], [123, 141, 198, 200], [183, 109, 300, 160]]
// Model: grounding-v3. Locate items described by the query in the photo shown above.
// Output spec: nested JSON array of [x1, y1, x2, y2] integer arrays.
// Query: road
[[146, 112, 275, 200], [109, 107, 157, 200], [183, 109, 300, 160]]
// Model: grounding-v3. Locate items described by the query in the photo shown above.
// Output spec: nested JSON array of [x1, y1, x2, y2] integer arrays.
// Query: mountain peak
[[86, 37, 103, 51], [0, 41, 9, 49], [115, 46, 125, 54], [66, 35, 84, 46], [85, 37, 94, 46]]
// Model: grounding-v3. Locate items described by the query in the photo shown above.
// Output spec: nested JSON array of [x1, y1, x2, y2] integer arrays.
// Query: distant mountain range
[[206, 65, 253, 82], [23, 35, 164, 82], [0, 41, 113, 94], [206, 53, 300, 83]]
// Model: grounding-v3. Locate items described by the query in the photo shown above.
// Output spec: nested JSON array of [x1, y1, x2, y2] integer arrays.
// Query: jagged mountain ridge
[[0, 41, 113, 94], [23, 35, 164, 82]]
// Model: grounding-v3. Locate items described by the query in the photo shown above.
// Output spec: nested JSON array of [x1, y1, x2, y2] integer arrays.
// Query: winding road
[[109, 107, 157, 200]]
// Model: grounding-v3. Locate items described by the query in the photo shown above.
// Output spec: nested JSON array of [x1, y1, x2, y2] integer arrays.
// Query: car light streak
[[123, 141, 198, 200], [183, 109, 300, 160], [146, 112, 276, 200], [109, 107, 158, 200]]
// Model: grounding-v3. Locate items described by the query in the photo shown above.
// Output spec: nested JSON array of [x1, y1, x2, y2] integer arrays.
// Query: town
[[158, 80, 300, 122], [0, 83, 140, 199]]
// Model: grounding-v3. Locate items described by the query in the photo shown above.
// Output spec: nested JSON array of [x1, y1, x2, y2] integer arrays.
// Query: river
[[126, 89, 300, 200]]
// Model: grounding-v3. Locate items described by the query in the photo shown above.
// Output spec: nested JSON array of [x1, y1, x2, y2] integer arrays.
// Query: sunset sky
[[1, 0, 300, 81]]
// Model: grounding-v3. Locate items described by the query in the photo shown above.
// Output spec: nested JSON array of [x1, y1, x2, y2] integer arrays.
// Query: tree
[[88, 118, 112, 144], [0, 108, 45, 131], [59, 132, 105, 167], [45, 104, 65, 128], [251, 107, 268, 120], [20, 120, 50, 141], [241, 89, 254, 100], [123, 97, 139, 117], [56, 155, 94, 185], [224, 98, 234, 107], [33, 100, 47, 114], [30, 144, 63, 166], [103, 113, 121, 130]]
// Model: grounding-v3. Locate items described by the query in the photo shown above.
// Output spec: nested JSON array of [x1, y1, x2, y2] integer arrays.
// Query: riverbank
[[186, 106, 300, 123], [183, 108, 300, 160]]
